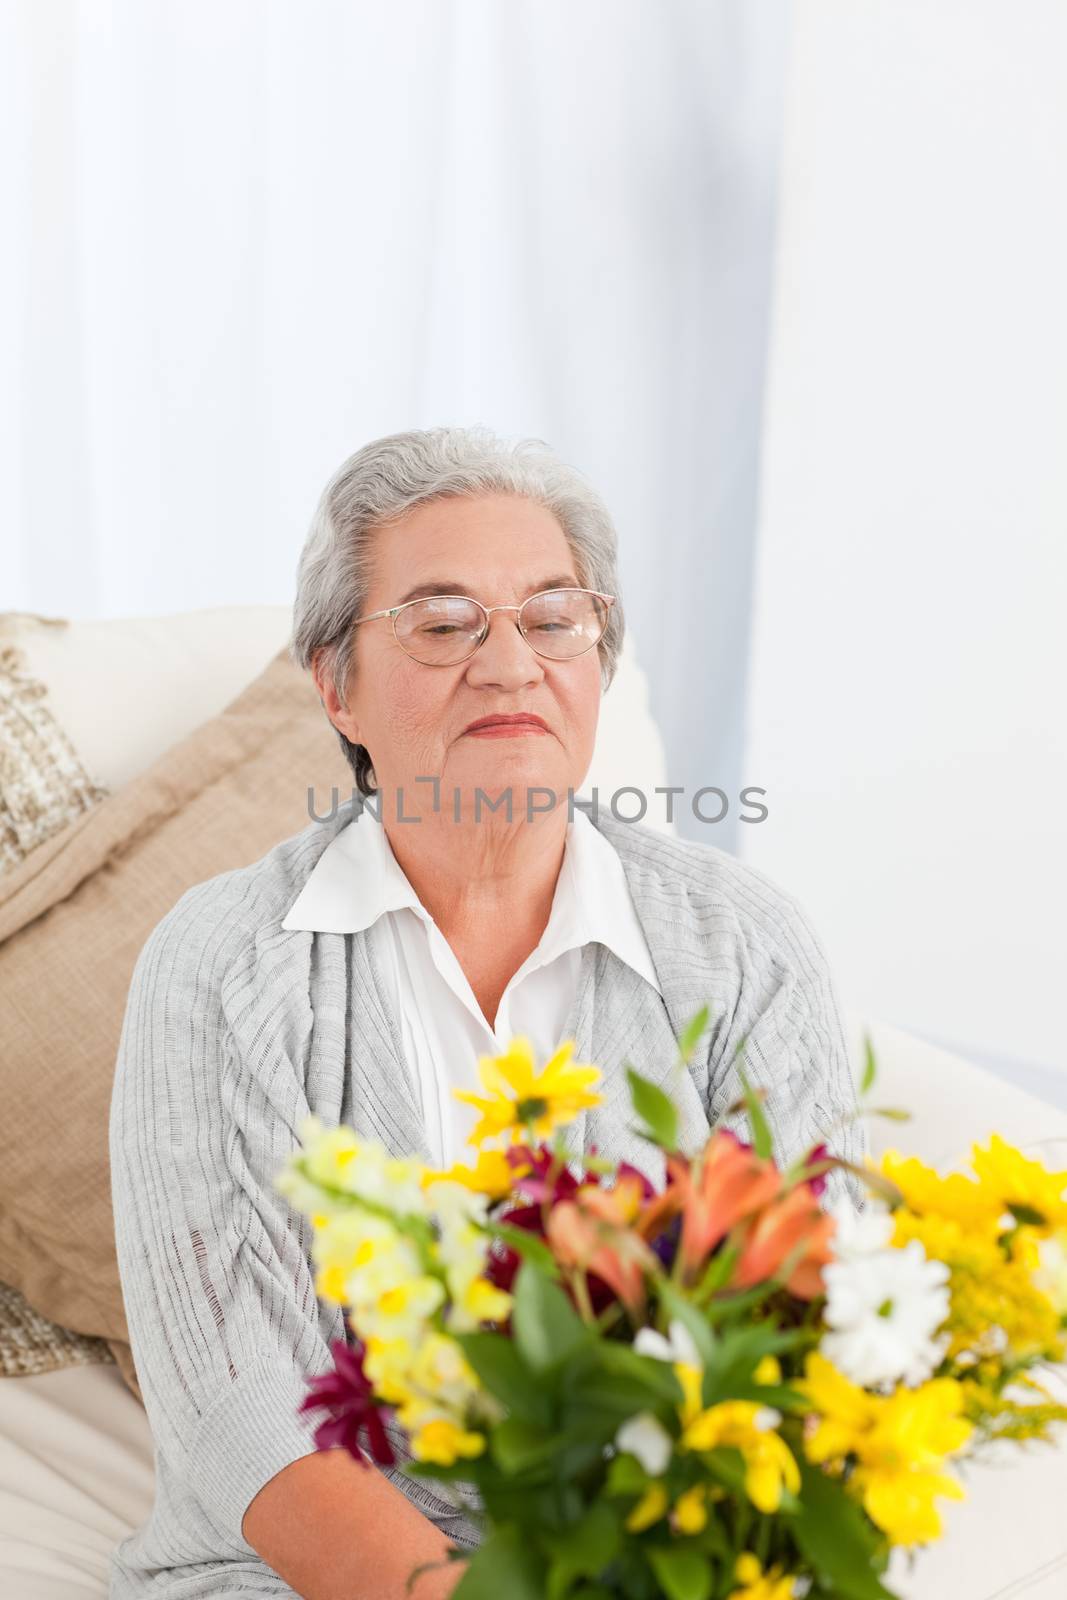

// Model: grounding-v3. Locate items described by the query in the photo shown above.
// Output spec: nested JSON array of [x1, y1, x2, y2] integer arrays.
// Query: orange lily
[[734, 1184, 837, 1299], [643, 1134, 783, 1277], [547, 1175, 656, 1311]]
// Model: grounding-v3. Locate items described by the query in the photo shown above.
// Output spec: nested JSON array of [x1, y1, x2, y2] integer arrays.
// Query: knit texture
[[108, 795, 866, 1597]]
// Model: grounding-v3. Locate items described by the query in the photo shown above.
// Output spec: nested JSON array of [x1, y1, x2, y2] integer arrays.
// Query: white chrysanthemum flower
[[821, 1238, 951, 1388], [827, 1193, 895, 1259], [615, 1411, 674, 1476], [633, 1319, 702, 1368]]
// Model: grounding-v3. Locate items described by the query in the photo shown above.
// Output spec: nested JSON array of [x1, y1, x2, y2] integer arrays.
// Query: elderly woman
[[109, 426, 865, 1600]]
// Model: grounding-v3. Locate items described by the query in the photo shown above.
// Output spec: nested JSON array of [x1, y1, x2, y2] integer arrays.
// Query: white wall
[[742, 1, 1067, 1075], [0, 0, 789, 853]]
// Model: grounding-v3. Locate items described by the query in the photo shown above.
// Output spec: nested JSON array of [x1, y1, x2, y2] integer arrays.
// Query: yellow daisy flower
[[970, 1134, 1067, 1233], [799, 1351, 972, 1547], [728, 1553, 800, 1600], [421, 1148, 519, 1199], [453, 1036, 603, 1147], [878, 1150, 1003, 1229]]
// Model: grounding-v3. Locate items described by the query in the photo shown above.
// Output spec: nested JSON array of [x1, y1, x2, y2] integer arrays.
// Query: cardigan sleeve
[[108, 886, 341, 1550], [706, 881, 870, 1216]]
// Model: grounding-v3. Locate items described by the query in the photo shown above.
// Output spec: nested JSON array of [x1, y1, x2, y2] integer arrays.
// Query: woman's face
[[325, 493, 604, 821]]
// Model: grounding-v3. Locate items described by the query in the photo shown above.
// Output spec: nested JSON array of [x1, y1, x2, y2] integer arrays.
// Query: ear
[[310, 648, 365, 746]]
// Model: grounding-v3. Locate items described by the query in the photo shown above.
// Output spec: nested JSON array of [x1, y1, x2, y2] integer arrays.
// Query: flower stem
[[570, 1268, 596, 1325]]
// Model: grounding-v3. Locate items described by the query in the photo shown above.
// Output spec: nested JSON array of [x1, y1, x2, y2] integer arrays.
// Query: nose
[[463, 607, 544, 689]]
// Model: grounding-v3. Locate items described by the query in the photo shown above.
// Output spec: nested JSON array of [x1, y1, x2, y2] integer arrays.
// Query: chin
[[450, 763, 573, 817]]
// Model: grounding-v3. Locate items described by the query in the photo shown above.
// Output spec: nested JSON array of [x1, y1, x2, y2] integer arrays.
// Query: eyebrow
[[396, 574, 580, 605]]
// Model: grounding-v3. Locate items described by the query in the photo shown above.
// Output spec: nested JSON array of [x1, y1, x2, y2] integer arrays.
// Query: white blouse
[[280, 805, 663, 1167]]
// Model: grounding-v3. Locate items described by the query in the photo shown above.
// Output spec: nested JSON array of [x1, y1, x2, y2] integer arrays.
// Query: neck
[[380, 796, 569, 948]]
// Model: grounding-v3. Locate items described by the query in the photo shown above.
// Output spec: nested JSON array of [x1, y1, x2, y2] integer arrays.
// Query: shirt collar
[[280, 806, 662, 996], [281, 805, 421, 934]]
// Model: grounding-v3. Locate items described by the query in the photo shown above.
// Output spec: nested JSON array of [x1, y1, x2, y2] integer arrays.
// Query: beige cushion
[[843, 1012, 1067, 1166], [0, 608, 300, 794], [0, 648, 355, 1400]]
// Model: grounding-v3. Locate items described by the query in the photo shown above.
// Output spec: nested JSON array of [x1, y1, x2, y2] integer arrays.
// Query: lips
[[463, 713, 549, 734]]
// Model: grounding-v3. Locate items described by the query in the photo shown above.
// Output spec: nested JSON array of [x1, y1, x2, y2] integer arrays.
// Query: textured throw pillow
[[0, 631, 110, 877], [0, 647, 355, 1403], [0, 633, 117, 1378]]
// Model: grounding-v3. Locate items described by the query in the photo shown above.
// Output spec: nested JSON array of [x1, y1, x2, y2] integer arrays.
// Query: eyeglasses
[[349, 587, 616, 667]]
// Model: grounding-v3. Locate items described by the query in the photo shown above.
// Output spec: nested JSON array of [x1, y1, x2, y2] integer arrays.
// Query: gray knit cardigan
[[108, 795, 866, 1598]]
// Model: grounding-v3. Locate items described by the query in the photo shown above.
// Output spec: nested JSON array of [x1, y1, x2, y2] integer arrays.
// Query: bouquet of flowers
[[276, 1010, 1067, 1600]]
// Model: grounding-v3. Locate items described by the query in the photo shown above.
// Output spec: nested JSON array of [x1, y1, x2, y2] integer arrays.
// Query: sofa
[[1, 609, 1064, 1599]]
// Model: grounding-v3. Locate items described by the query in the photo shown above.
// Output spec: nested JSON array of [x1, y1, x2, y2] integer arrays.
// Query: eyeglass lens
[[393, 589, 608, 664]]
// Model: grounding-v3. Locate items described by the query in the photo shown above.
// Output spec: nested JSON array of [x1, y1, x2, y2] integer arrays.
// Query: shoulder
[[128, 800, 355, 1000], [590, 812, 830, 980]]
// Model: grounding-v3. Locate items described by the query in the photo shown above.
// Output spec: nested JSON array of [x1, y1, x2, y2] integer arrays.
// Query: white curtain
[[0, 0, 790, 853], [743, 0, 1067, 1082]]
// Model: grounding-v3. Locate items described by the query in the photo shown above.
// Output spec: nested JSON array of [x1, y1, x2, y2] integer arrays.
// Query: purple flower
[[651, 1212, 683, 1270], [298, 1338, 396, 1467], [804, 1144, 830, 1198]]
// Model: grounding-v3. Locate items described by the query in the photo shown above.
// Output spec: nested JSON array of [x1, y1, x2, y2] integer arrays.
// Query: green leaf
[[453, 1332, 552, 1425], [511, 1261, 590, 1373], [869, 1107, 912, 1123], [404, 1458, 488, 1485], [450, 1526, 546, 1600], [479, 1479, 565, 1528], [860, 1034, 878, 1095], [677, 1004, 711, 1063], [791, 1456, 896, 1600], [605, 1452, 649, 1496], [691, 1243, 741, 1305], [736, 1066, 774, 1160], [689, 1514, 731, 1561], [655, 1279, 720, 1368], [716, 1379, 808, 1414], [701, 1446, 748, 1497], [484, 1220, 562, 1277], [702, 1282, 782, 1326], [487, 1419, 607, 1486], [594, 1340, 689, 1404], [566, 1370, 677, 1430], [702, 1323, 809, 1404], [645, 1544, 713, 1600], [544, 1503, 621, 1600], [626, 1065, 680, 1152], [490, 1417, 555, 1475]]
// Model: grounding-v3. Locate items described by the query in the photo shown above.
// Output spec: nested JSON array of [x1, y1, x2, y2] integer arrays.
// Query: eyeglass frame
[[347, 586, 617, 666]]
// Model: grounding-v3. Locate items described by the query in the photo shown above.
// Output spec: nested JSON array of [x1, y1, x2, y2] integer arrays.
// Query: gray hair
[[289, 425, 625, 796]]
